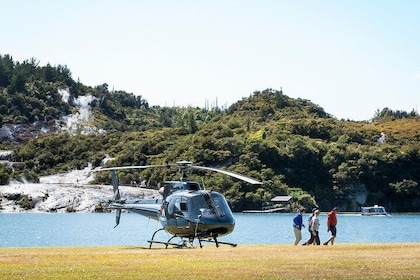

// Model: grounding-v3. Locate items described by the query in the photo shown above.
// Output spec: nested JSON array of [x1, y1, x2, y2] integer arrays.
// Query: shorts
[[329, 225, 337, 236]]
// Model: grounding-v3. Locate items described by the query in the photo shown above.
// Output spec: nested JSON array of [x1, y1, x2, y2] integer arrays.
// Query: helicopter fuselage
[[101, 161, 262, 247], [158, 188, 235, 239]]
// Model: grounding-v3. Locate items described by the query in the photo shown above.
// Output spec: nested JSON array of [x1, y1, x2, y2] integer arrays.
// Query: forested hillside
[[1, 54, 419, 212]]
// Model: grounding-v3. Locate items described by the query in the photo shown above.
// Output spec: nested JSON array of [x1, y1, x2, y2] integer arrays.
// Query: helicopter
[[97, 161, 262, 248]]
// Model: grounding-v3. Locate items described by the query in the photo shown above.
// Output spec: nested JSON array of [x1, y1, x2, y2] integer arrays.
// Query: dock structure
[[242, 207, 285, 213], [271, 195, 292, 204], [243, 196, 292, 213]]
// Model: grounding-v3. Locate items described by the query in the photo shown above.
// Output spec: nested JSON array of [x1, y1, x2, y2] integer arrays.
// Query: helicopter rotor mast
[[176, 161, 193, 181]]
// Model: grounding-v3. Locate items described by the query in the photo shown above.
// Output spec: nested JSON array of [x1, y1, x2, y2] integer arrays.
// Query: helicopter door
[[169, 197, 189, 228]]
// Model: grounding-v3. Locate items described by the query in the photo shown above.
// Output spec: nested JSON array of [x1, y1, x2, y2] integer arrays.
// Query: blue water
[[0, 212, 419, 247]]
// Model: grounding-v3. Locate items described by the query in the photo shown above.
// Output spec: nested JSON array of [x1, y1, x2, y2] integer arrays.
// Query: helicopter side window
[[180, 197, 188, 216], [180, 201, 187, 211], [174, 200, 182, 215], [168, 197, 181, 216], [167, 197, 176, 216], [168, 197, 188, 217]]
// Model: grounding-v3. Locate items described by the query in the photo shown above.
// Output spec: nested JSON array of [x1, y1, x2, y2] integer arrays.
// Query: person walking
[[324, 207, 339, 245], [292, 208, 305, 245], [302, 207, 318, 245], [311, 209, 321, 245]]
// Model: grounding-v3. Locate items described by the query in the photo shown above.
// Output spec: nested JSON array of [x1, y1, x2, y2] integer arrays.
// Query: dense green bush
[[1, 55, 420, 212]]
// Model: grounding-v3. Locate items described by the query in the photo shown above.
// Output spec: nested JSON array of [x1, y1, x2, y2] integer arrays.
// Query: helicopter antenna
[[201, 178, 206, 190]]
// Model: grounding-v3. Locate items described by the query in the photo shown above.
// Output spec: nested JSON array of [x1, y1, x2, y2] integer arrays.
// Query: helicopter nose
[[198, 214, 235, 236], [198, 213, 235, 227]]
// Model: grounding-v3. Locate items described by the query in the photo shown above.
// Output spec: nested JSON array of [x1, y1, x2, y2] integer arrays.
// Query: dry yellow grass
[[1, 244, 419, 279]]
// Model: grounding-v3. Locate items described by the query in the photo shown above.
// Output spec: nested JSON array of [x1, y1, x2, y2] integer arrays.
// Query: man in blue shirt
[[292, 208, 306, 245]]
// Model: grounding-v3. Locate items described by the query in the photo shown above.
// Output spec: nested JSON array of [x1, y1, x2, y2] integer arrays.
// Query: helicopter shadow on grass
[[120, 245, 196, 250], [119, 246, 166, 250]]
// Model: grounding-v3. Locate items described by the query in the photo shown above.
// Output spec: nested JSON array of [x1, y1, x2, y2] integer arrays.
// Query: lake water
[[1, 212, 419, 247]]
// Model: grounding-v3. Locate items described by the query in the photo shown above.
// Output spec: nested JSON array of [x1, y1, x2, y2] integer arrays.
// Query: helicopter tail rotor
[[111, 170, 121, 200], [114, 209, 121, 228], [110, 169, 122, 227]]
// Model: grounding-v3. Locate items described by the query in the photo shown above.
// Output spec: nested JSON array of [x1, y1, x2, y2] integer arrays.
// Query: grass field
[[1, 244, 419, 279]]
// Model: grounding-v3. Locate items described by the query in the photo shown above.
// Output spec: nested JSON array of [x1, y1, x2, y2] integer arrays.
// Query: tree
[[0, 166, 11, 185], [0, 54, 14, 88]]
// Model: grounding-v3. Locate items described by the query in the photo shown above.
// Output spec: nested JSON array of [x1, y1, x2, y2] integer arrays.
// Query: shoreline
[[0, 183, 159, 213], [0, 166, 159, 213]]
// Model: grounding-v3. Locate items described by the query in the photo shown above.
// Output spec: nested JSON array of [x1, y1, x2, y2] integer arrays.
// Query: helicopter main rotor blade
[[96, 165, 168, 171], [191, 166, 262, 185], [95, 162, 262, 184]]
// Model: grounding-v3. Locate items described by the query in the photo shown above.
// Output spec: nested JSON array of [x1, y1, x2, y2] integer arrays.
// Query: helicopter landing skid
[[147, 228, 237, 249], [148, 229, 194, 249], [147, 239, 193, 249], [198, 238, 237, 248]]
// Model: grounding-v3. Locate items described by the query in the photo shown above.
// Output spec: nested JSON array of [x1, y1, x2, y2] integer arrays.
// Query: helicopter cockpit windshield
[[188, 192, 230, 220]]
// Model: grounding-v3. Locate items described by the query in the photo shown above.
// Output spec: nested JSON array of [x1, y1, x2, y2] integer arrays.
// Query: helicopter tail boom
[[107, 169, 161, 227]]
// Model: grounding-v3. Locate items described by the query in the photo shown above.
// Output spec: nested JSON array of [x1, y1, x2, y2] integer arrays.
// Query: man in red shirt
[[324, 207, 338, 245]]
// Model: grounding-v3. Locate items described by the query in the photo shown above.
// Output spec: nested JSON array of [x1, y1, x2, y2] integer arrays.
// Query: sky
[[2, 0, 419, 121]]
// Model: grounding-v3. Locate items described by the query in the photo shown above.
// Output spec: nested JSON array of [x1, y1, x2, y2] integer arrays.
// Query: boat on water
[[361, 205, 388, 216]]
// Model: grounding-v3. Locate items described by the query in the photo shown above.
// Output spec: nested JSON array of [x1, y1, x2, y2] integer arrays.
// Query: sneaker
[[323, 242, 328, 245]]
